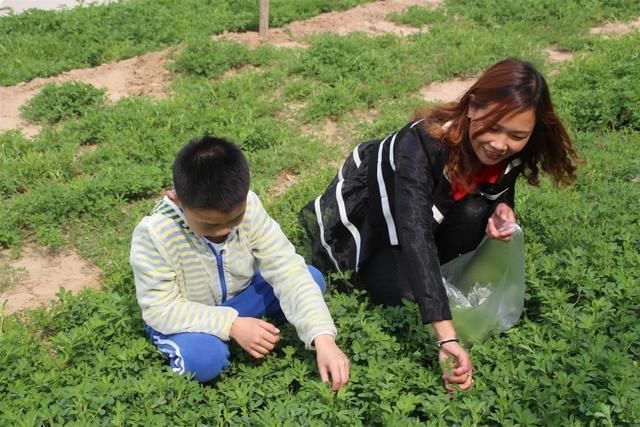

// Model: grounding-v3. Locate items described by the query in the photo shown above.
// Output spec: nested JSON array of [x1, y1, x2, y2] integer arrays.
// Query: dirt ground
[[0, 1, 637, 313], [0, 246, 101, 315], [590, 17, 640, 37]]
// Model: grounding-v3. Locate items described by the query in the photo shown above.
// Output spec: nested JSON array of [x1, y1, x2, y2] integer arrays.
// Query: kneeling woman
[[300, 59, 578, 391]]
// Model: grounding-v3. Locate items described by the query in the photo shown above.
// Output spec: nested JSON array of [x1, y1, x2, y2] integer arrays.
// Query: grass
[[0, 263, 26, 293], [20, 81, 107, 124], [0, 0, 639, 424], [0, 0, 376, 85]]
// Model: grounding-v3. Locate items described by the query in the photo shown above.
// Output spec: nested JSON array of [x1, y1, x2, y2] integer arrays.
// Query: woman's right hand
[[438, 341, 474, 391], [486, 202, 516, 241], [230, 317, 281, 359]]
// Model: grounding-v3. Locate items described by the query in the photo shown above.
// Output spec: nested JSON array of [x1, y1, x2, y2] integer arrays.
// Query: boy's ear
[[167, 190, 182, 207]]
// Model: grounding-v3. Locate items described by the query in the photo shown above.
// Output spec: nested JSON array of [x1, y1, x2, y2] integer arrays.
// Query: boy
[[130, 136, 349, 390]]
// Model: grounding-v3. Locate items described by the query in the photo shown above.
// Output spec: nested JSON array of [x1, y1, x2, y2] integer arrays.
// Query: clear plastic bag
[[440, 224, 525, 343]]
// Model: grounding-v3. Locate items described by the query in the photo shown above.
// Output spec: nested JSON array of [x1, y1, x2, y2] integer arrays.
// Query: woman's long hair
[[415, 59, 578, 191]]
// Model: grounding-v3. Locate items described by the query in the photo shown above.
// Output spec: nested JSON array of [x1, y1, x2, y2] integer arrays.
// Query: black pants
[[358, 196, 493, 306]]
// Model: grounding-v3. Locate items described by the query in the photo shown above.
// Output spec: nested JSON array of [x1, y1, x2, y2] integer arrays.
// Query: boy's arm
[[245, 192, 337, 348], [130, 217, 239, 339]]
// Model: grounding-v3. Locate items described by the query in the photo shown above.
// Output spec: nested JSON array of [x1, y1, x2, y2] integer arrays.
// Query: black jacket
[[300, 120, 524, 323]]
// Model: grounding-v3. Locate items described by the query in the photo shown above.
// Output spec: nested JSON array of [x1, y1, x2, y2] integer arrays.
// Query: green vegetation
[[20, 81, 107, 124], [1, 0, 639, 424], [0, 0, 375, 85], [552, 34, 640, 132], [170, 38, 254, 78]]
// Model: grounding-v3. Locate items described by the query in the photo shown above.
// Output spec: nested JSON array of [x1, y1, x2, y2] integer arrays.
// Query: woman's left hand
[[486, 202, 516, 241]]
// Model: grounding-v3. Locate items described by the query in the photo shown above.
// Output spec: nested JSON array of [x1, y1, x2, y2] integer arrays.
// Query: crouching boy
[[130, 136, 349, 390]]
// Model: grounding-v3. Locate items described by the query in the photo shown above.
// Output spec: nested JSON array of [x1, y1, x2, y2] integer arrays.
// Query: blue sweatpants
[[145, 266, 326, 383]]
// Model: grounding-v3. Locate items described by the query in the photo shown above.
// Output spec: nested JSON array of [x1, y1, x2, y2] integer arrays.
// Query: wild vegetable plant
[[20, 81, 106, 124]]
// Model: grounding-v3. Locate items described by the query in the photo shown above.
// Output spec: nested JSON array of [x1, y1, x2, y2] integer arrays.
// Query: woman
[[299, 59, 579, 391]]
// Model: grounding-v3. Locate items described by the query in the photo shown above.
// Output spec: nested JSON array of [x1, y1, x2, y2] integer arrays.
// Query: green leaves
[[20, 81, 107, 124], [552, 34, 640, 132], [1, 0, 640, 424], [171, 39, 252, 79]]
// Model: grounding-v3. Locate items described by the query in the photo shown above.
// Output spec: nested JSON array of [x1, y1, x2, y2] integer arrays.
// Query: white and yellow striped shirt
[[130, 191, 336, 348]]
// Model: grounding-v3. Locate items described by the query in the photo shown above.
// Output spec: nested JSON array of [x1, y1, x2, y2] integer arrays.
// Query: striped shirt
[[130, 191, 337, 348]]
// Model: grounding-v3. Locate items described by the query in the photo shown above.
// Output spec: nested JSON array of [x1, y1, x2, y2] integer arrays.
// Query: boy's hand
[[314, 334, 350, 391], [486, 202, 516, 241], [230, 317, 280, 359]]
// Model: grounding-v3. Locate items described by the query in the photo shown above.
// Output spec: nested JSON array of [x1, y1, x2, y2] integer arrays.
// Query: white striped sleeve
[[246, 192, 337, 348]]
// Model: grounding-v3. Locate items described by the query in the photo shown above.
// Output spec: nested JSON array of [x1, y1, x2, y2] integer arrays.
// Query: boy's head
[[170, 135, 249, 242]]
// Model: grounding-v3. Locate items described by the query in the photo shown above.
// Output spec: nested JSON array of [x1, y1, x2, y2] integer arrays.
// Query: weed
[[1, 0, 639, 424], [552, 33, 640, 132], [20, 82, 106, 124], [386, 5, 447, 28], [170, 38, 252, 79], [0, 0, 374, 85], [0, 262, 26, 293]]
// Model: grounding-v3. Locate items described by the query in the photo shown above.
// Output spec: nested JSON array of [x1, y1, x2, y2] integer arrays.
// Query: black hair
[[173, 136, 250, 210]]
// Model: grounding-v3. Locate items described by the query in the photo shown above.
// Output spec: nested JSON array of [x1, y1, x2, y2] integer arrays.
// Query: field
[[0, 0, 639, 425]]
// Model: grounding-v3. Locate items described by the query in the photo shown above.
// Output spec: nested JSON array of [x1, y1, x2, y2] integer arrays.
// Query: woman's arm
[[393, 128, 452, 323], [393, 127, 474, 390]]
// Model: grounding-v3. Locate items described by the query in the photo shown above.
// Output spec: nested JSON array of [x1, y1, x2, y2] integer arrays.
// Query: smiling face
[[468, 104, 536, 166], [168, 191, 246, 243]]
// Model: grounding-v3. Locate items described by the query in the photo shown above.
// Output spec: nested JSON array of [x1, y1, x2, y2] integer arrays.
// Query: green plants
[[1, 0, 639, 424], [0, 0, 375, 85], [552, 33, 640, 132], [170, 38, 252, 79], [386, 5, 447, 28], [20, 82, 107, 124]]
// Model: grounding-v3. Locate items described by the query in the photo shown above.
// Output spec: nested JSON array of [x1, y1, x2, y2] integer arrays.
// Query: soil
[[545, 46, 574, 64], [268, 168, 300, 199], [590, 17, 640, 37], [420, 77, 476, 103], [0, 246, 101, 315]]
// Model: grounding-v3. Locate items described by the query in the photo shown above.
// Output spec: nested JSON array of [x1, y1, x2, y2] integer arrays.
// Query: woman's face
[[468, 104, 536, 166]]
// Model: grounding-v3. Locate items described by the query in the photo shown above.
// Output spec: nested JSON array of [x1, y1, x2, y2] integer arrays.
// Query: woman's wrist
[[430, 319, 457, 341], [436, 337, 459, 348]]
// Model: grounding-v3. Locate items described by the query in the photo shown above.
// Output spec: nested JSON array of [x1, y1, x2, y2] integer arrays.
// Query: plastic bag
[[440, 224, 525, 344]]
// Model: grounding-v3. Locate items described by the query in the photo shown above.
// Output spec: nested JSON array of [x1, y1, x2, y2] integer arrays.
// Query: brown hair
[[415, 58, 579, 191]]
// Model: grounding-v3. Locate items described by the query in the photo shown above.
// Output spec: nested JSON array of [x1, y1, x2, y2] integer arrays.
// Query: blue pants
[[145, 266, 326, 383]]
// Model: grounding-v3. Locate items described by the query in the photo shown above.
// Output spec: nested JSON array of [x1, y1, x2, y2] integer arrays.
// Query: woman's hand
[[439, 341, 474, 392], [314, 334, 350, 391], [230, 317, 280, 359], [431, 320, 473, 392], [486, 202, 516, 241]]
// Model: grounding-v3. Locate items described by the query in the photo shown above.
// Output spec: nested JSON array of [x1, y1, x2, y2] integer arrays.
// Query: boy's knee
[[307, 265, 327, 294], [180, 337, 231, 383]]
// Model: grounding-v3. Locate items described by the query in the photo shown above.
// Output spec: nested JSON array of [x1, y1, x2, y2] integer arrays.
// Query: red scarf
[[451, 161, 505, 201]]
